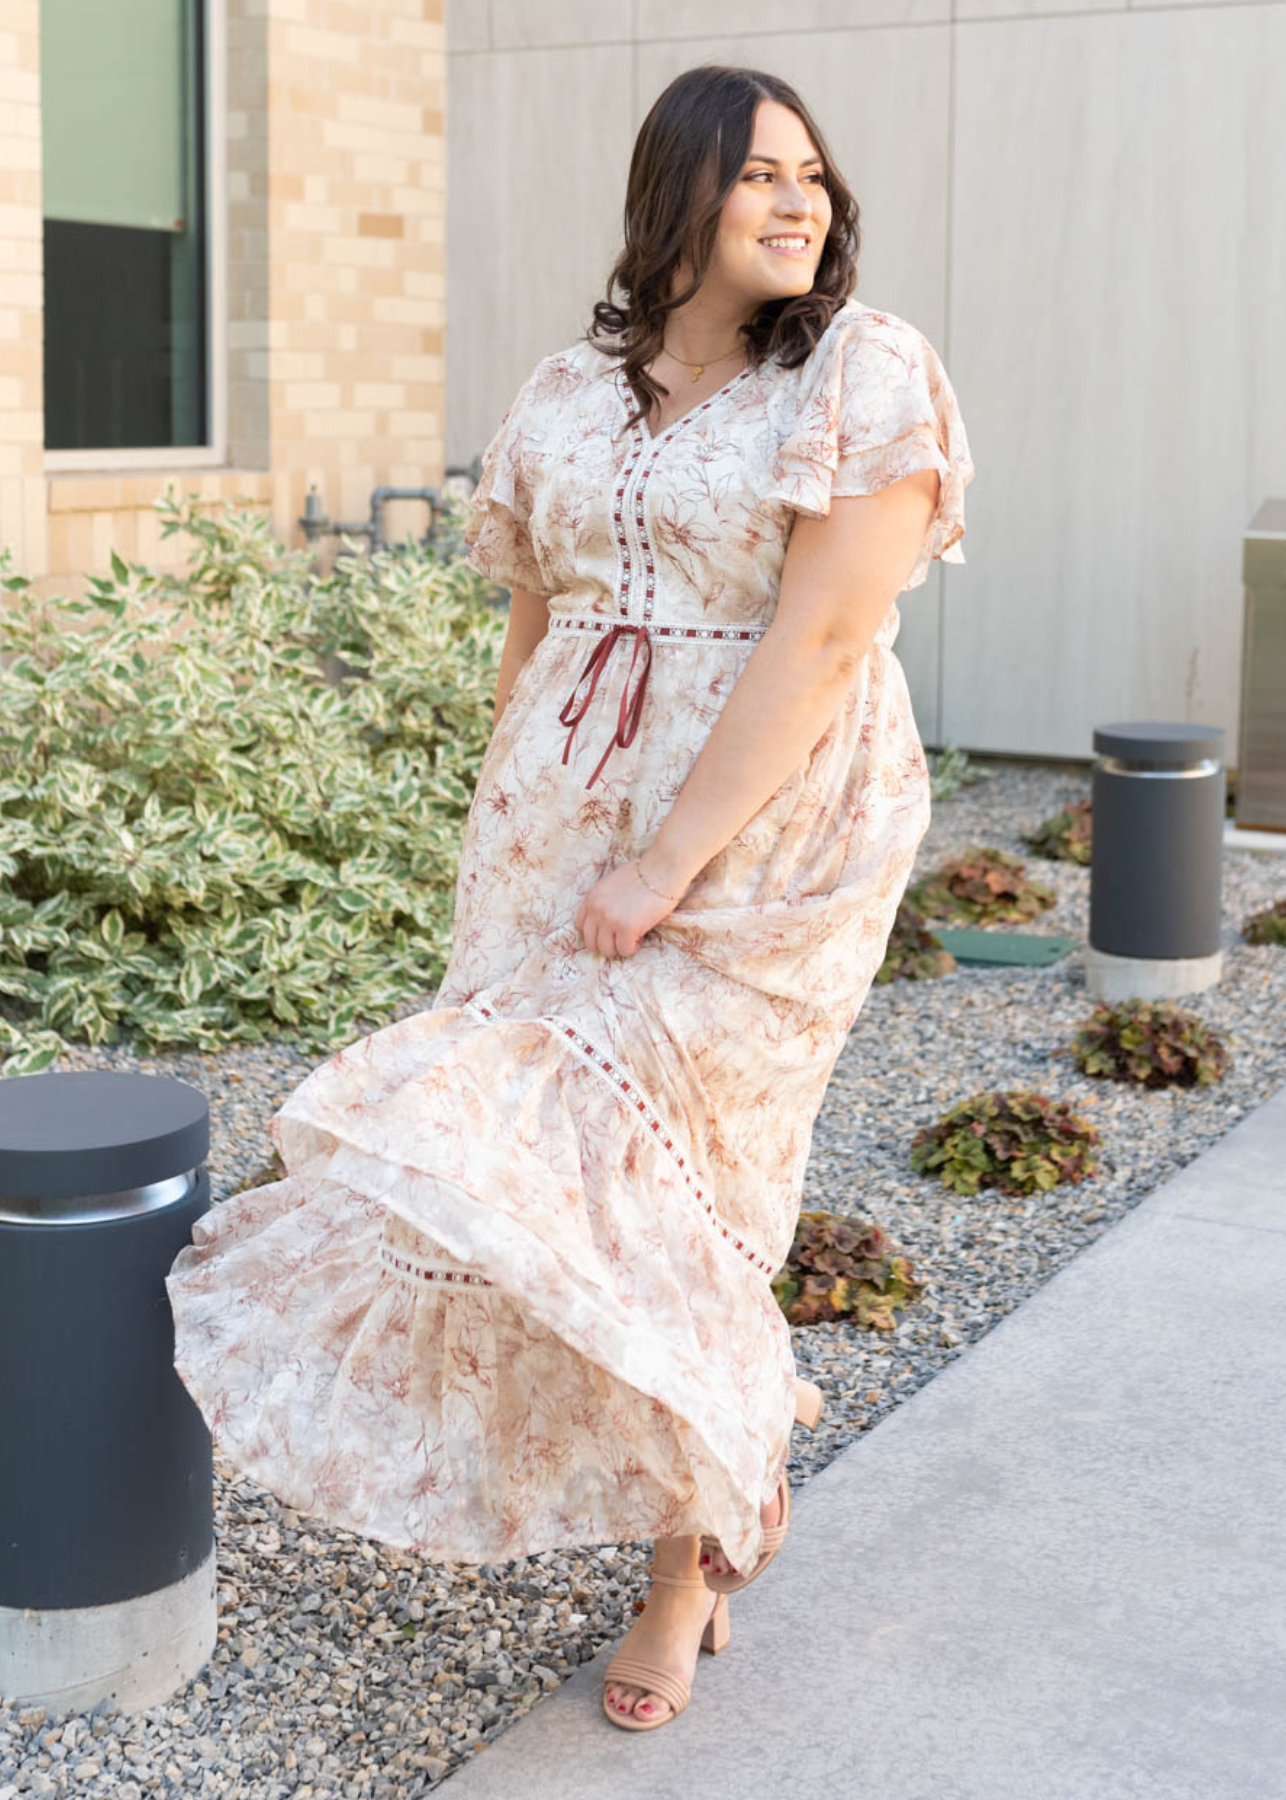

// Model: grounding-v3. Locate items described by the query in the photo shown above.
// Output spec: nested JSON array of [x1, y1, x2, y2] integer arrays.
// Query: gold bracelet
[[633, 858, 682, 903]]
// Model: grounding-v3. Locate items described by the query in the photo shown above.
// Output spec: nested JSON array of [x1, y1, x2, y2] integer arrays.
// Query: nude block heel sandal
[[697, 1376, 825, 1596], [794, 1376, 824, 1432], [602, 1571, 731, 1732]]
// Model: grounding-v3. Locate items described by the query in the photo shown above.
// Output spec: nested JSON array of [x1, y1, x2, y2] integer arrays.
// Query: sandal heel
[[794, 1376, 824, 1432], [699, 1591, 730, 1655]]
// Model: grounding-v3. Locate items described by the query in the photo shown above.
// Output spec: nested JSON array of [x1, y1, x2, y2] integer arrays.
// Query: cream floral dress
[[166, 297, 975, 1578]]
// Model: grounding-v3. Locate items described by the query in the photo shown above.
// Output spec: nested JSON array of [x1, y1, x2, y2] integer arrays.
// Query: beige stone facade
[[0, 0, 445, 598]]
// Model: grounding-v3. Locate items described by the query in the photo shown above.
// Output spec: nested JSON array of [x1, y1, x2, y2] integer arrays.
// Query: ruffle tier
[[165, 1002, 798, 1574]]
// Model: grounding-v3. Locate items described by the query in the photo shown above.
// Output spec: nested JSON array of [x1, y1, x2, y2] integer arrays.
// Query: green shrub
[[1020, 795, 1092, 865], [926, 745, 989, 801], [0, 490, 504, 1075], [770, 1209, 923, 1330], [909, 1088, 1100, 1197], [874, 899, 956, 984], [1070, 999, 1230, 1088], [907, 845, 1056, 926], [1243, 899, 1286, 947]]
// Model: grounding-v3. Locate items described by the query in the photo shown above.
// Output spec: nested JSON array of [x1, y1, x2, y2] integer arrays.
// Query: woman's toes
[[701, 1490, 781, 1579], [608, 1681, 672, 1719]]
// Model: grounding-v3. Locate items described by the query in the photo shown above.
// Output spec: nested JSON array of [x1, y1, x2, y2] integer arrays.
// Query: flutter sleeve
[[766, 309, 976, 592], [461, 361, 552, 594]]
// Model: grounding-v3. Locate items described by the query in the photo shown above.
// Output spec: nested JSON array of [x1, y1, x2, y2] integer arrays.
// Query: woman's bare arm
[[640, 467, 941, 898], [491, 587, 551, 722]]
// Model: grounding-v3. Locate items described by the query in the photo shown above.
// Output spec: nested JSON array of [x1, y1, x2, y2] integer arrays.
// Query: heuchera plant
[[874, 900, 957, 984], [907, 846, 1056, 926], [909, 1089, 1100, 1197], [770, 1210, 923, 1330], [1020, 796, 1092, 866], [1070, 999, 1230, 1088], [1243, 900, 1286, 947]]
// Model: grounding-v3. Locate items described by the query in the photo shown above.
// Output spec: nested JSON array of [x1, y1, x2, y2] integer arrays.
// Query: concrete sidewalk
[[445, 1083, 1286, 1800]]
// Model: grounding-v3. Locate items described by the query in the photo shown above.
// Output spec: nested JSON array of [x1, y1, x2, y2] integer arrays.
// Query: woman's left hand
[[574, 860, 683, 959]]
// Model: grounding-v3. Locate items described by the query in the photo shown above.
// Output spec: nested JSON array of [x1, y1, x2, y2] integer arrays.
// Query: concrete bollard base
[[0, 1547, 217, 1718], [1084, 945, 1223, 1002]]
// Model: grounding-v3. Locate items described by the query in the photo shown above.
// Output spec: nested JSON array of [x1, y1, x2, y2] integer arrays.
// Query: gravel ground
[[3, 755, 1284, 1798]]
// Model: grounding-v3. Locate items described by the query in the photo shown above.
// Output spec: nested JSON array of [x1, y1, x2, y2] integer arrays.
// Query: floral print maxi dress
[[165, 297, 975, 1579]]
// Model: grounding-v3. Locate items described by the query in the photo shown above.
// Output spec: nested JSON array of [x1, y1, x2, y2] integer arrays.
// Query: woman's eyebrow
[[744, 153, 824, 167]]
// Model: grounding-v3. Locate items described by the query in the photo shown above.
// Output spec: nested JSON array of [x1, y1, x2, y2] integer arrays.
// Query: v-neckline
[[616, 362, 755, 446]]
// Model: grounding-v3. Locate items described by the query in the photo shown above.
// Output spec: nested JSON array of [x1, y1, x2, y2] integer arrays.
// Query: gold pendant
[[690, 366, 703, 382]]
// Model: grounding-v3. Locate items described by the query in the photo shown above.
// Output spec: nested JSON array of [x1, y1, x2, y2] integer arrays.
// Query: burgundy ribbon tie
[[557, 622, 653, 789]]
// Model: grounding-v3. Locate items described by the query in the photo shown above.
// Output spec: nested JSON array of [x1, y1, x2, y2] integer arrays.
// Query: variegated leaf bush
[[925, 743, 989, 802], [0, 490, 506, 1075]]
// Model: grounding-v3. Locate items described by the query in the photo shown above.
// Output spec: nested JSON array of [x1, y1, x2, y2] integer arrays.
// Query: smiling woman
[[164, 60, 976, 1744], [749, 157, 828, 260]]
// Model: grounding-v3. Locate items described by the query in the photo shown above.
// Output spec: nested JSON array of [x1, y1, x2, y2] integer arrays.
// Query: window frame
[[43, 0, 228, 474]]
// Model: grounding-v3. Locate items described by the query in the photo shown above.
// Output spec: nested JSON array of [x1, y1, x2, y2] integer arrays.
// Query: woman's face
[[710, 99, 832, 305]]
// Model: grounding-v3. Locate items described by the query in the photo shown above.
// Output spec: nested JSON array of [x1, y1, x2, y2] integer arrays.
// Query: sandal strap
[[700, 1471, 791, 1580], [602, 1656, 690, 1715], [647, 1569, 709, 1589]]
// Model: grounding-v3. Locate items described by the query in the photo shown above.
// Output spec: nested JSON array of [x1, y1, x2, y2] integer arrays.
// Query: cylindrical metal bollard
[[1086, 721, 1226, 1001], [0, 1070, 216, 1716]]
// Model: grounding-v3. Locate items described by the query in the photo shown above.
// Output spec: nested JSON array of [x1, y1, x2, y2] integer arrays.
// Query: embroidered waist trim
[[548, 614, 768, 643]]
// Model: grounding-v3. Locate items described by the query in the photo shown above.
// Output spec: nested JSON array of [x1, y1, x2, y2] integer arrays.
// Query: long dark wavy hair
[[585, 65, 861, 433]]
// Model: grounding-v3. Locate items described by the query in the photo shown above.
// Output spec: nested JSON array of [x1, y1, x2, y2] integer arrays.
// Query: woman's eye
[[745, 170, 826, 183]]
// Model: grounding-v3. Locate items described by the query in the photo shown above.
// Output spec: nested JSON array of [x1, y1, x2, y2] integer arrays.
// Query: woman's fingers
[[573, 863, 668, 959], [579, 912, 634, 960]]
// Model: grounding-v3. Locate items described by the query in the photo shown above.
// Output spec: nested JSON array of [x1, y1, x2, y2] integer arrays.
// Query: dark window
[[41, 0, 209, 452]]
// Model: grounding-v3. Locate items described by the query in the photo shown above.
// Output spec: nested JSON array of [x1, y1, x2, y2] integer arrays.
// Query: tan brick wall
[[0, 0, 446, 597], [227, 0, 271, 472], [44, 472, 279, 590], [235, 0, 447, 551], [0, 0, 47, 578]]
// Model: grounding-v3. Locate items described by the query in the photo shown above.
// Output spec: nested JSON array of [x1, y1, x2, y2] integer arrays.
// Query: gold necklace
[[663, 344, 747, 384]]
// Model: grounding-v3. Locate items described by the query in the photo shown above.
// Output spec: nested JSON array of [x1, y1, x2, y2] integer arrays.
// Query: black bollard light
[[0, 1070, 216, 1716], [1085, 721, 1226, 1001]]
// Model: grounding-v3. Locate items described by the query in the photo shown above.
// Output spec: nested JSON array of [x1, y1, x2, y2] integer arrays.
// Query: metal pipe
[[298, 465, 486, 554]]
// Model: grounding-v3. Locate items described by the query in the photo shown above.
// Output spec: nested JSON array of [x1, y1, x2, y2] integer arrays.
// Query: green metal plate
[[930, 927, 1078, 967]]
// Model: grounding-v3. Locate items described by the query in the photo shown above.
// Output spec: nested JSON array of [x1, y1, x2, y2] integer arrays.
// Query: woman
[[165, 64, 974, 1735]]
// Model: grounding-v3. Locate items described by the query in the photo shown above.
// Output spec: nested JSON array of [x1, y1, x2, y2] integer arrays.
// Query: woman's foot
[[697, 1483, 784, 1581], [604, 1536, 722, 1724]]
